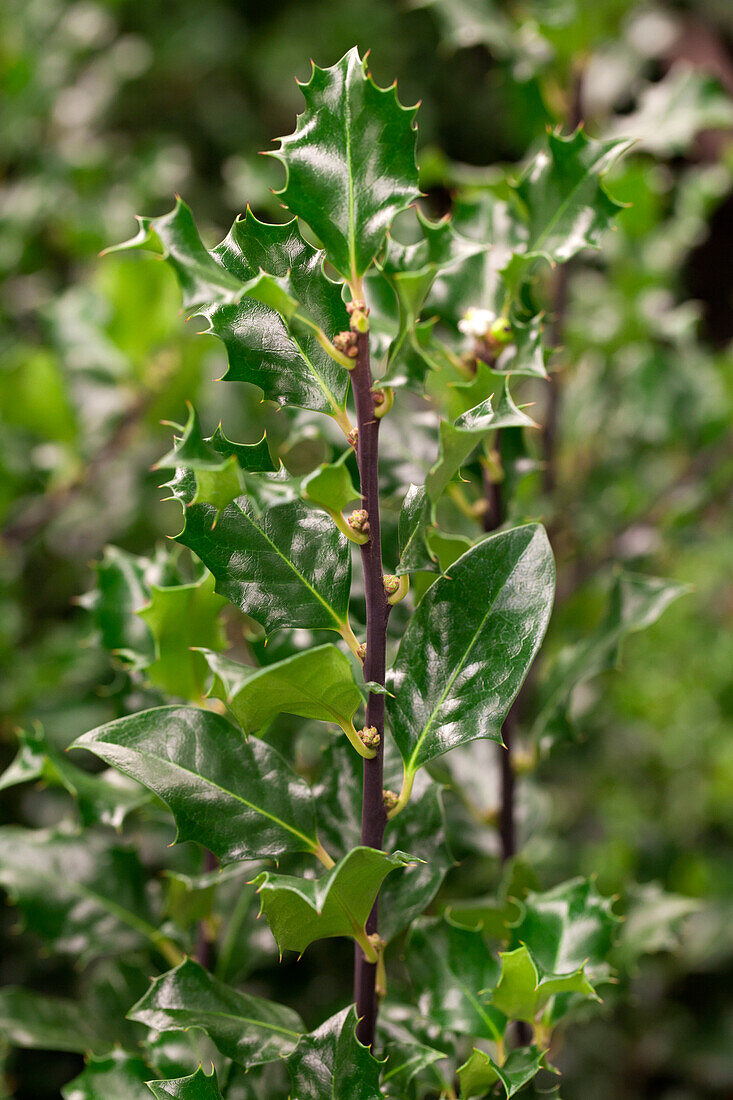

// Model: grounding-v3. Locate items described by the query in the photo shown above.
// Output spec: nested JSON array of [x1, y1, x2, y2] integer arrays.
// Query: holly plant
[[0, 48, 695, 1099]]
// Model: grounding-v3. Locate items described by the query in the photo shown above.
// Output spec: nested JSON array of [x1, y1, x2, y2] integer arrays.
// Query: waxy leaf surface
[[203, 643, 363, 740], [178, 497, 352, 638], [458, 1046, 547, 1099], [253, 847, 412, 956], [274, 47, 419, 282], [0, 987, 110, 1054], [388, 525, 555, 774], [72, 707, 321, 863], [129, 959, 302, 1068], [490, 944, 596, 1024], [147, 1066, 224, 1099], [396, 484, 438, 575], [287, 1005, 384, 1100]]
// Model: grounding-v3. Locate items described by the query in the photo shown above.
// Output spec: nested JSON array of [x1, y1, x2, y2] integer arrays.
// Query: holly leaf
[[62, 1052, 153, 1100], [396, 484, 438, 575], [405, 919, 504, 1042], [515, 129, 630, 265], [387, 525, 555, 776], [0, 725, 150, 829], [129, 959, 302, 1069], [147, 1066, 224, 1099], [71, 706, 325, 864], [616, 882, 700, 965], [273, 47, 420, 283], [177, 497, 353, 640], [490, 944, 596, 1024], [509, 877, 620, 982], [0, 826, 169, 964], [458, 1045, 547, 1099], [379, 1009, 448, 1093], [426, 381, 537, 504], [156, 404, 276, 519], [0, 987, 111, 1054], [253, 847, 413, 957], [137, 572, 227, 701], [532, 572, 688, 743], [202, 643, 365, 747], [301, 450, 361, 530], [287, 1005, 384, 1100]]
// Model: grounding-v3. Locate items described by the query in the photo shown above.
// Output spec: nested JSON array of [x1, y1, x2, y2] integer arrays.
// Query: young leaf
[[426, 381, 537, 504], [129, 959, 302, 1068], [253, 847, 413, 957], [508, 877, 620, 982], [532, 572, 688, 743], [458, 1045, 547, 1099], [177, 497, 353, 640], [202, 644, 365, 747], [490, 944, 596, 1023], [301, 451, 360, 524], [405, 919, 504, 1042], [147, 1065, 224, 1099], [387, 525, 555, 776], [0, 987, 110, 1054], [287, 1005, 385, 1100], [62, 1052, 153, 1100], [71, 706, 323, 863], [138, 572, 227, 700], [0, 827, 172, 964], [273, 48, 419, 284]]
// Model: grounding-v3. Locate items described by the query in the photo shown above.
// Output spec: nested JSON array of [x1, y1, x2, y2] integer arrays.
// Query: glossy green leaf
[[426, 381, 537, 504], [616, 883, 700, 965], [138, 572, 226, 700], [287, 1005, 384, 1100], [81, 545, 167, 670], [387, 525, 555, 775], [253, 847, 412, 957], [0, 827, 170, 963], [405, 919, 504, 1042], [0, 725, 150, 829], [273, 47, 419, 282], [0, 987, 109, 1054], [396, 484, 438, 575], [62, 1053, 153, 1100], [129, 959, 302, 1068], [379, 1010, 448, 1093], [509, 877, 620, 981], [516, 129, 630, 265], [177, 497, 352, 639], [147, 1065, 224, 1099], [532, 572, 688, 743], [458, 1045, 547, 1099], [71, 706, 323, 863], [490, 944, 596, 1024], [301, 451, 360, 517], [203, 643, 363, 744]]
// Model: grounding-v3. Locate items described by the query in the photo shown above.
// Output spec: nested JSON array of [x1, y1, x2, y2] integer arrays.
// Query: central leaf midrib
[[158, 1005, 300, 1039], [406, 543, 529, 771], [98, 743, 317, 851], [234, 502, 344, 629]]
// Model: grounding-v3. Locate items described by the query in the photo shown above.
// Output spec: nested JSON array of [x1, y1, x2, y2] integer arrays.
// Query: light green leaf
[[177, 497, 353, 640], [490, 945, 596, 1023], [617, 882, 700, 965], [301, 451, 361, 533], [458, 1045, 547, 1099], [71, 706, 324, 863], [147, 1065, 224, 1099], [273, 48, 420, 283], [387, 525, 555, 776], [532, 572, 688, 743], [62, 1053, 153, 1100], [287, 1005, 385, 1100], [426, 381, 537, 504], [202, 643, 365, 748], [253, 847, 412, 957], [405, 919, 504, 1042], [0, 827, 171, 964], [129, 959, 302, 1068], [138, 572, 227, 701]]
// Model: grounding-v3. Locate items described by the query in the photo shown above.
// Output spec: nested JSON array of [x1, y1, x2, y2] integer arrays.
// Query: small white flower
[[458, 307, 496, 338]]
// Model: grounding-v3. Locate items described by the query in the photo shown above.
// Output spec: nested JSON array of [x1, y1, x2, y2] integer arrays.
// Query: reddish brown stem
[[350, 328, 390, 1047]]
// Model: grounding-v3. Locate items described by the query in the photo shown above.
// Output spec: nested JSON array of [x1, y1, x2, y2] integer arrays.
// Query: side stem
[[350, 328, 391, 1047]]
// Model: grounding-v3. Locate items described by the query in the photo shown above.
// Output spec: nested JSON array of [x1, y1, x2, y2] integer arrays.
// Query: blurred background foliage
[[0, 1, 731, 1097]]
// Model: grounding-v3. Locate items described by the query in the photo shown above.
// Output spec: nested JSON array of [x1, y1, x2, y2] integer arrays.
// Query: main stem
[[350, 327, 390, 1046]]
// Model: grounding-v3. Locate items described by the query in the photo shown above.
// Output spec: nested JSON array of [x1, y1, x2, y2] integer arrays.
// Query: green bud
[[489, 316, 513, 345]]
